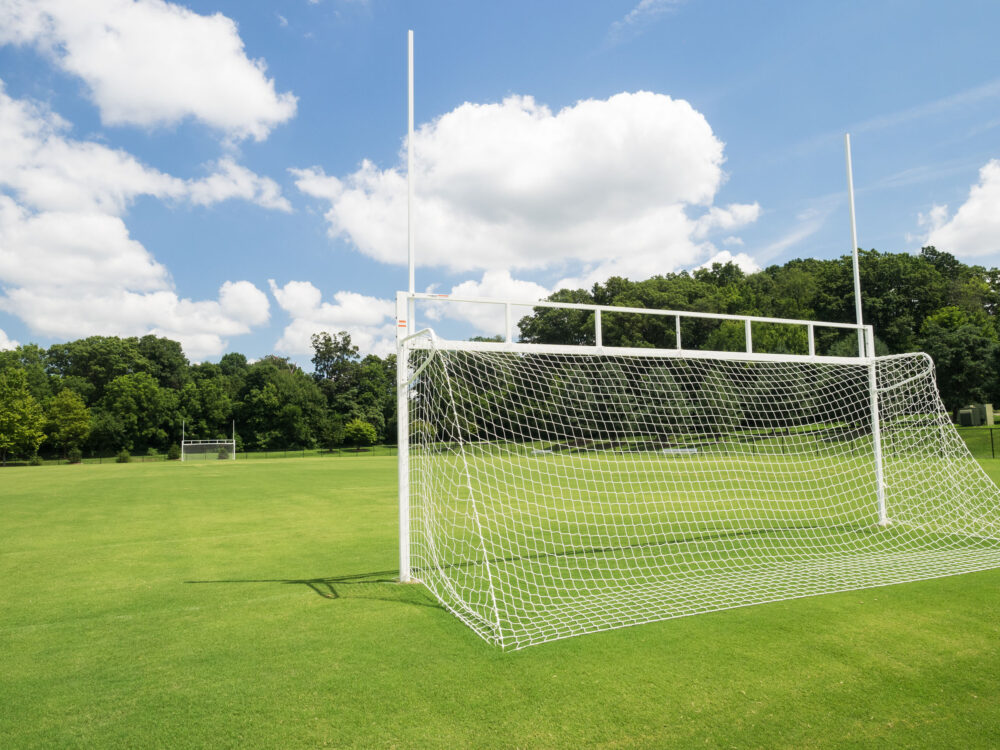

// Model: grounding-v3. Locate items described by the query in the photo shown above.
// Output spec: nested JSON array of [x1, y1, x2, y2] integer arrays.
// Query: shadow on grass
[[185, 569, 441, 609]]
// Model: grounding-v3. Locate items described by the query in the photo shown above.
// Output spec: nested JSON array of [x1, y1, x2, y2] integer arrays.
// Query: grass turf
[[2, 457, 999, 748]]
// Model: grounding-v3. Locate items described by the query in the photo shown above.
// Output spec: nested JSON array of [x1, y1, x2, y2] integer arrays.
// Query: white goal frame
[[181, 420, 237, 462], [392, 37, 991, 649], [395, 291, 888, 585]]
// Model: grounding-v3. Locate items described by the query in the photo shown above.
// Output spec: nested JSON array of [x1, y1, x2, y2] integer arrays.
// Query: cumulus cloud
[[922, 160, 1000, 257], [0, 84, 281, 358], [295, 92, 759, 290], [0, 282, 269, 360], [268, 280, 395, 356], [424, 270, 552, 337], [0, 85, 290, 214], [695, 250, 761, 273], [0, 327, 18, 350], [0, 0, 296, 141], [187, 159, 291, 212]]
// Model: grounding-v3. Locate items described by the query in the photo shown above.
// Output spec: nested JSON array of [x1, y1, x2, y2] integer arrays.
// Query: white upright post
[[407, 30, 416, 337], [397, 291, 411, 582], [866, 326, 888, 526], [845, 133, 865, 357]]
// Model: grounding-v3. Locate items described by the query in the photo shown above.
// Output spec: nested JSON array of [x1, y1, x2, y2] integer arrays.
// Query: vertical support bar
[[505, 303, 512, 343], [866, 325, 888, 526], [744, 319, 753, 353], [407, 30, 416, 336], [845, 133, 865, 358], [396, 292, 411, 581], [675, 315, 682, 349], [807, 324, 815, 356], [595, 309, 603, 347]]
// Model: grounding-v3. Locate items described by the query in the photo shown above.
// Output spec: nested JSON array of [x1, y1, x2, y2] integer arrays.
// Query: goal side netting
[[403, 346, 1000, 649]]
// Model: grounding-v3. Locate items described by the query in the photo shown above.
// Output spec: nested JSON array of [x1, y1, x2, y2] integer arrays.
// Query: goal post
[[393, 292, 1000, 650], [181, 420, 237, 462]]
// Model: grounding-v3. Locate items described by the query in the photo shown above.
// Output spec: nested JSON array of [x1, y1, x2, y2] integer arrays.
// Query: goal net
[[181, 440, 236, 461], [402, 340, 1000, 649]]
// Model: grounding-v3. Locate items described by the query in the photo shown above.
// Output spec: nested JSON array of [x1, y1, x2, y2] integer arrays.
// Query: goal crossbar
[[400, 290, 872, 357]]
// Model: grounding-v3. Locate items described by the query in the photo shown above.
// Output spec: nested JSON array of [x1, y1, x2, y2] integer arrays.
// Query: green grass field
[[3, 457, 1000, 748]]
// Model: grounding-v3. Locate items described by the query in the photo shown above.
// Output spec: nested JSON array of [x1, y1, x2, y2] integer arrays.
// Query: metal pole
[[845, 133, 865, 357], [396, 292, 411, 582], [866, 326, 888, 526], [407, 30, 416, 336]]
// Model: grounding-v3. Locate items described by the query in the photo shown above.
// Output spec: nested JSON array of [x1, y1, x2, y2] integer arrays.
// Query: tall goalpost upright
[[396, 36, 1000, 649]]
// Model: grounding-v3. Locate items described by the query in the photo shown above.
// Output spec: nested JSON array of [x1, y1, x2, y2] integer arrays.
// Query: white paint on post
[[407, 30, 416, 335], [845, 134, 865, 358], [866, 325, 889, 526], [396, 291, 411, 581]]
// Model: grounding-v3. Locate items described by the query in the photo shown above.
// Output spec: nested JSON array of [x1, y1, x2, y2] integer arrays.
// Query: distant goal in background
[[181, 421, 236, 462]]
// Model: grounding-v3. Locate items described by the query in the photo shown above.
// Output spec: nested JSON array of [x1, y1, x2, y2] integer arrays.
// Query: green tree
[[0, 369, 46, 465], [917, 307, 999, 413], [236, 358, 328, 450], [137, 335, 190, 390], [311, 331, 360, 384], [0, 344, 55, 403], [343, 418, 377, 451], [45, 389, 92, 458], [93, 372, 177, 453], [45, 336, 150, 405]]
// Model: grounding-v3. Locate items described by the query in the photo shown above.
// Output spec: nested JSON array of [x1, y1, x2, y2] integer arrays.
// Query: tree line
[[0, 331, 394, 464], [1, 246, 997, 463], [518, 246, 1000, 414]]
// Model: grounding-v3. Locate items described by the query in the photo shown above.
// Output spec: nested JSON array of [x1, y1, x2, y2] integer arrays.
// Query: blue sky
[[0, 0, 998, 362]]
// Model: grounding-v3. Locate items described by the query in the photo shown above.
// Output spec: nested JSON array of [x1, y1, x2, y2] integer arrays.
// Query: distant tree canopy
[[0, 247, 996, 460], [0, 330, 398, 460], [518, 247, 1000, 413]]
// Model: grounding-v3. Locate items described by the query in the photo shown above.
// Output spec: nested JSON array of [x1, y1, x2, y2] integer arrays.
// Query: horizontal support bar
[[403, 291, 869, 332], [404, 336, 873, 366]]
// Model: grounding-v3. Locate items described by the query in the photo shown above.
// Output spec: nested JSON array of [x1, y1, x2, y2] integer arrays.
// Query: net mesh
[[181, 441, 236, 461], [406, 346, 1000, 649]]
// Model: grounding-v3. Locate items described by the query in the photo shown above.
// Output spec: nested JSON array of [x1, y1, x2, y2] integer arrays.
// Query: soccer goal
[[396, 292, 1000, 650], [181, 421, 237, 462]]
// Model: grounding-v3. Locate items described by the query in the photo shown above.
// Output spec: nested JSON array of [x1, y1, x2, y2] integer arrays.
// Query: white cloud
[[424, 270, 552, 337], [0, 327, 18, 350], [187, 159, 292, 212], [0, 0, 296, 141], [268, 280, 395, 356], [0, 85, 290, 214], [0, 282, 270, 360], [0, 85, 281, 359], [923, 160, 1000, 257], [296, 91, 759, 289], [695, 250, 761, 274], [754, 203, 834, 264], [609, 0, 686, 43]]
